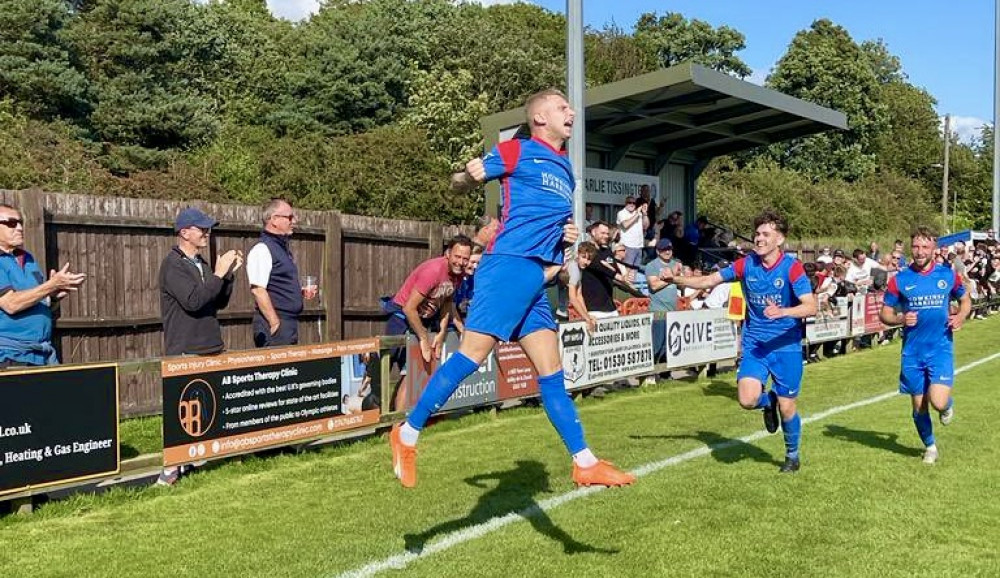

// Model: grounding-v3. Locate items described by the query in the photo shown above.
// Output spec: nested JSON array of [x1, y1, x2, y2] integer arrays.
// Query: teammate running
[[388, 89, 635, 489], [661, 210, 816, 473], [879, 226, 970, 464]]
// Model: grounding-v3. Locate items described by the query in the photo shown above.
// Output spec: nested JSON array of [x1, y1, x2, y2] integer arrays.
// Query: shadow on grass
[[404, 460, 618, 556], [701, 380, 739, 401], [630, 431, 782, 466], [823, 425, 923, 457]]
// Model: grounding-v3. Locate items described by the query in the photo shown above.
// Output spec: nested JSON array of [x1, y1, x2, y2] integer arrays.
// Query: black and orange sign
[[161, 339, 380, 466], [0, 364, 119, 496]]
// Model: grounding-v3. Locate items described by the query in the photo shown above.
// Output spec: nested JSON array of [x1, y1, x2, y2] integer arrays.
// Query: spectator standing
[[159, 208, 242, 357], [582, 222, 621, 320], [384, 235, 471, 366], [615, 196, 647, 272], [869, 241, 881, 262], [893, 239, 908, 268], [157, 207, 242, 486], [662, 211, 688, 263], [684, 216, 709, 259], [0, 204, 86, 368], [639, 184, 658, 262], [566, 242, 600, 333], [845, 249, 883, 289], [644, 239, 682, 370], [454, 245, 482, 321], [247, 199, 314, 348]]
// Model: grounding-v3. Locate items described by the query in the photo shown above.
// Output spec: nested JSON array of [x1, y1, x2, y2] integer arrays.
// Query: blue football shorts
[[737, 343, 804, 399], [899, 347, 955, 396], [464, 254, 557, 342]]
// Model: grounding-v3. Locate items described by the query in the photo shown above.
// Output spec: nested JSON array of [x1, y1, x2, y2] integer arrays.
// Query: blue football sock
[[406, 352, 479, 430], [912, 410, 935, 447], [755, 390, 771, 410], [943, 397, 954, 412], [782, 412, 801, 461], [539, 371, 588, 454]]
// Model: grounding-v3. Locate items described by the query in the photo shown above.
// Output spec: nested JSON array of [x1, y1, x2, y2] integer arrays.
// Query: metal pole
[[567, 0, 586, 233], [994, 0, 1000, 233], [943, 114, 951, 232]]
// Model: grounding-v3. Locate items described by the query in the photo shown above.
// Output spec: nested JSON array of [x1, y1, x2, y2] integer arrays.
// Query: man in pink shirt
[[382, 235, 472, 372]]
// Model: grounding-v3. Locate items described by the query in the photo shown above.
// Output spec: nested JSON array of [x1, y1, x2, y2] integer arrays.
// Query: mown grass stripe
[[336, 349, 1000, 578]]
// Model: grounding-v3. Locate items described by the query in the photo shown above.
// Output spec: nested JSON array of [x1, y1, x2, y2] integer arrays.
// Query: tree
[[400, 66, 490, 170], [64, 0, 224, 148], [875, 81, 941, 181], [765, 19, 888, 181], [0, 0, 90, 120], [634, 12, 751, 77], [586, 24, 658, 85]]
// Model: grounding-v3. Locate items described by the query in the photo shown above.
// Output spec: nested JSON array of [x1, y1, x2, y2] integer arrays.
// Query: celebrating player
[[388, 89, 635, 489], [661, 210, 816, 473], [879, 226, 971, 464]]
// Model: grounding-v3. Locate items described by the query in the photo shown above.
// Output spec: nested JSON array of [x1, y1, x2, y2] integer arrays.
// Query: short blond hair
[[524, 88, 567, 126]]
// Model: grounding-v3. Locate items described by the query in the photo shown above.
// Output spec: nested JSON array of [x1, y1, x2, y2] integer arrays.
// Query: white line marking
[[335, 350, 1000, 578]]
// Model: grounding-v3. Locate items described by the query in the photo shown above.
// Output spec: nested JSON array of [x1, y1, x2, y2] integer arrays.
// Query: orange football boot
[[390, 423, 418, 488], [572, 460, 635, 487]]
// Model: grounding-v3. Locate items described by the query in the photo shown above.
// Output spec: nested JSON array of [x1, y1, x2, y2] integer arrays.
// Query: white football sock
[[572, 448, 598, 468]]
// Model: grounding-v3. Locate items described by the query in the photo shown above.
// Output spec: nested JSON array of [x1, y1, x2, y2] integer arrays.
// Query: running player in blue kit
[[880, 227, 971, 465], [388, 89, 634, 489], [662, 211, 816, 473]]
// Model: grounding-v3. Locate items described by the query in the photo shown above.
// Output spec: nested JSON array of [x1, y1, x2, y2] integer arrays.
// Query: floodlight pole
[[568, 0, 586, 232]]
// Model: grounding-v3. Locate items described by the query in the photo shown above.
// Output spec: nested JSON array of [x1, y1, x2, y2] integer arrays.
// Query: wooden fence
[[1, 189, 471, 417]]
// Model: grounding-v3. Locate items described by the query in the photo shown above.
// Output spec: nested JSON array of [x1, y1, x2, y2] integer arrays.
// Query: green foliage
[[444, 2, 566, 112], [874, 82, 940, 180], [192, 123, 474, 223], [0, 0, 90, 120], [63, 0, 224, 148], [0, 100, 225, 200], [765, 19, 888, 181], [0, 3, 991, 231], [585, 24, 658, 85], [949, 127, 994, 230], [698, 158, 936, 240], [400, 66, 490, 170], [634, 12, 751, 77]]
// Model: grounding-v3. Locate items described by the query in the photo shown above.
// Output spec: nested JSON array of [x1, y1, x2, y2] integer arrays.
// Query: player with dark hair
[[661, 210, 817, 473], [879, 226, 971, 464], [388, 89, 634, 489]]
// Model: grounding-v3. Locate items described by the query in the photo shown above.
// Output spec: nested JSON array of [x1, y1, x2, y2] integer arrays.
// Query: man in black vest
[[247, 198, 315, 347]]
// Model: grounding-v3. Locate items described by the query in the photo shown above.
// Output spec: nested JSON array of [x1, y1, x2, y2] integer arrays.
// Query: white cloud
[[943, 115, 991, 144], [267, 0, 320, 21]]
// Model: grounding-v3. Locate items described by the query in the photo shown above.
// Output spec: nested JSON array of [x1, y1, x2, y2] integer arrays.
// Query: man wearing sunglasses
[[247, 198, 309, 347], [0, 203, 86, 367]]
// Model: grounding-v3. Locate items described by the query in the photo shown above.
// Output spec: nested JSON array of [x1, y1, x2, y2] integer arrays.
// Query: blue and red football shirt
[[719, 253, 812, 352], [884, 264, 965, 354], [481, 136, 573, 265]]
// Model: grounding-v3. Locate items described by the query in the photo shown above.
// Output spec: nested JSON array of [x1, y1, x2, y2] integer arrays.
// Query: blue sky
[[266, 0, 995, 141]]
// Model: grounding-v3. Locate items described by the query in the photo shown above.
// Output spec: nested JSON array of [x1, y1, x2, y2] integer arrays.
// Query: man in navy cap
[[159, 207, 242, 357]]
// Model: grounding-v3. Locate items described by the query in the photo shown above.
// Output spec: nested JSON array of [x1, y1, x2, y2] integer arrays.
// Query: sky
[[264, 0, 995, 142]]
